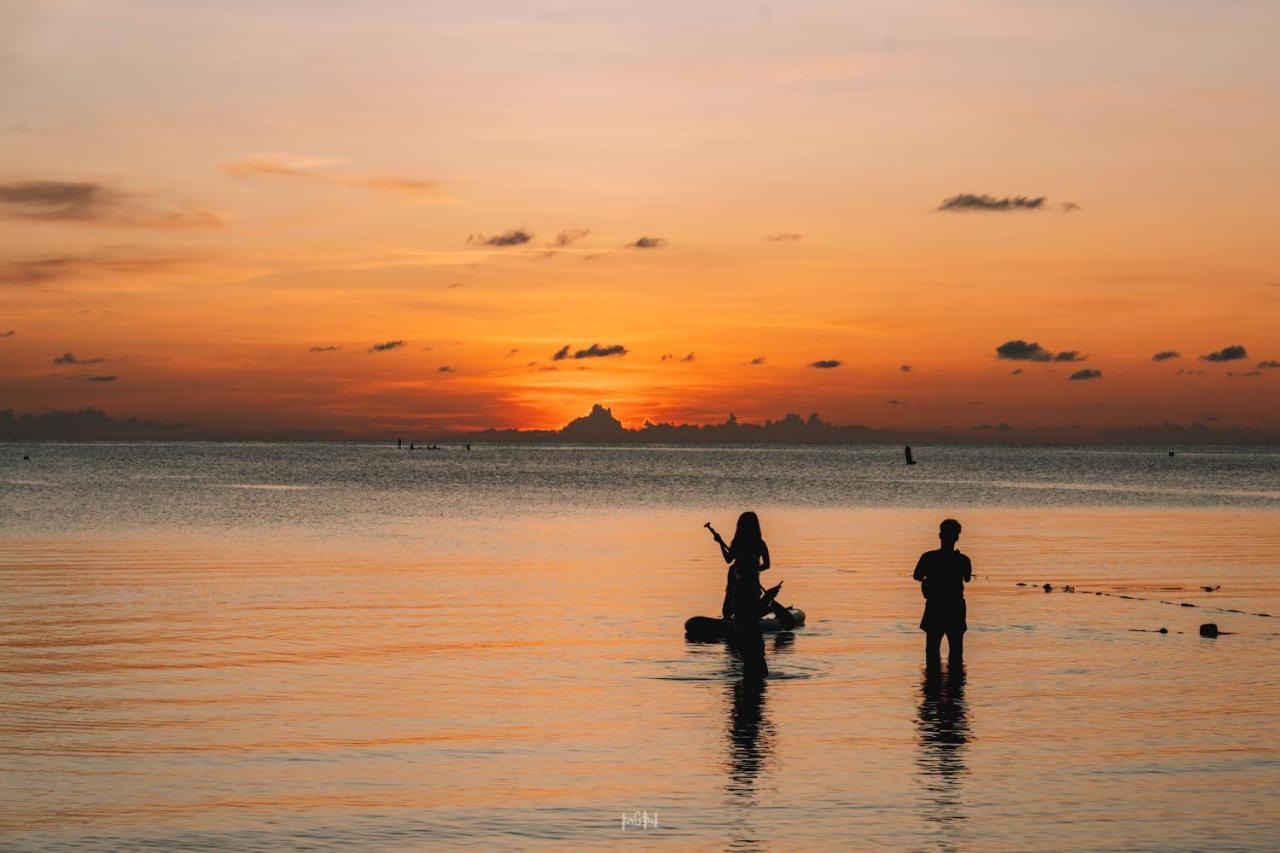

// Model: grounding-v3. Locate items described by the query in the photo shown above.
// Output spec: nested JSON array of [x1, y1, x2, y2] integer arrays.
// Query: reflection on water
[[724, 676, 773, 849], [915, 663, 970, 827]]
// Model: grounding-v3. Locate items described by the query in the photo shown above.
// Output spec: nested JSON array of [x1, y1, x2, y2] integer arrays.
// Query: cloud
[[438, 365, 455, 373], [1061, 202, 1082, 213], [308, 345, 341, 352], [1053, 350, 1087, 362], [996, 340, 1052, 361], [885, 399, 907, 405], [551, 345, 571, 361], [1175, 368, 1204, 376], [85, 374, 117, 382], [52, 352, 106, 365], [809, 359, 842, 369], [938, 194, 1047, 212], [0, 251, 185, 284], [573, 343, 628, 359], [1069, 369, 1102, 381], [369, 340, 405, 352], [1152, 350, 1181, 361], [552, 228, 590, 248], [661, 352, 696, 363], [972, 423, 1012, 431], [627, 236, 666, 249], [0, 179, 223, 228], [538, 365, 559, 372], [0, 329, 13, 338], [1011, 368, 1023, 375], [506, 348, 520, 357], [1259, 360, 1280, 369], [221, 157, 441, 198], [749, 356, 767, 365], [1200, 344, 1248, 362], [1227, 370, 1262, 378], [899, 364, 912, 373], [468, 229, 533, 247], [765, 233, 803, 242]]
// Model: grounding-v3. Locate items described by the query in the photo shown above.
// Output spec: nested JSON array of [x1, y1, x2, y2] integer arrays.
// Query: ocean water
[[2, 443, 1279, 850]]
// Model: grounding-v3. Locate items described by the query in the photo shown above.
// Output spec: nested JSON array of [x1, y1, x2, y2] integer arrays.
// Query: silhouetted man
[[913, 518, 971, 666]]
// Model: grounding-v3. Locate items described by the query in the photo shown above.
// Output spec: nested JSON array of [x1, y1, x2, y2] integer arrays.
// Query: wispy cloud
[[1061, 201, 1082, 213], [0, 251, 185, 284], [1259, 360, 1280, 369], [899, 364, 912, 373], [0, 179, 224, 228], [1227, 370, 1262, 378], [573, 343, 628, 359], [1152, 350, 1181, 361], [221, 157, 442, 198], [438, 365, 455, 373], [1069, 369, 1102, 381], [1053, 350, 1087, 362], [749, 356, 767, 365], [765, 233, 803, 242], [551, 345, 571, 361], [661, 352, 696, 363], [308, 345, 341, 353], [1200, 344, 1248, 362], [369, 340, 405, 352], [626, 236, 666, 249], [809, 359, 842, 369], [52, 352, 106, 365], [552, 228, 590, 248], [85, 374, 117, 382], [938, 194, 1046, 212]]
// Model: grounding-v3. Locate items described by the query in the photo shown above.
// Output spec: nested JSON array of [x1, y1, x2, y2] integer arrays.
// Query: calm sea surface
[[2, 443, 1279, 850]]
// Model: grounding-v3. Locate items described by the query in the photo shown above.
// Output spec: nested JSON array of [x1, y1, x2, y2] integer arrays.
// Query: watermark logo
[[621, 810, 659, 831]]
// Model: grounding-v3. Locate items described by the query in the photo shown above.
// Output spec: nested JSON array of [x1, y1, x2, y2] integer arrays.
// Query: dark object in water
[[684, 608, 806, 641], [22, 454, 30, 461], [1062, 585, 1076, 593], [1199, 623, 1221, 638], [905, 445, 916, 465], [1016, 582, 1026, 587], [1168, 451, 1175, 457], [1159, 627, 1168, 633], [1201, 585, 1220, 592], [1180, 602, 1196, 608], [1043, 583, 1053, 593]]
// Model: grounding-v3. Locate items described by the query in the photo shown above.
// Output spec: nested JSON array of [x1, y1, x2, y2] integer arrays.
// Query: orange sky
[[1, 1, 1278, 436]]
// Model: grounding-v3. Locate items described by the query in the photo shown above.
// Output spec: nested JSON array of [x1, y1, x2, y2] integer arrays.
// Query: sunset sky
[[2, 1, 1278, 437]]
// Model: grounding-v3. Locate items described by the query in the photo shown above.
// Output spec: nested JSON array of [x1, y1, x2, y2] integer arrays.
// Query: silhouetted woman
[[712, 512, 771, 678]]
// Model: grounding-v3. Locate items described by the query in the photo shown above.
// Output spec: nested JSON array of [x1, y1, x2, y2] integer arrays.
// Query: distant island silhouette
[[2, 404, 1276, 444]]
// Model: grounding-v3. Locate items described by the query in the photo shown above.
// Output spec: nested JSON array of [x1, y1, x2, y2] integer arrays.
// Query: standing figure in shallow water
[[711, 512, 771, 678], [914, 518, 972, 666]]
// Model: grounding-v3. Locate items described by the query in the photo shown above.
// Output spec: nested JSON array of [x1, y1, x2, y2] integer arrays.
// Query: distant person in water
[[913, 518, 972, 666], [905, 445, 916, 465], [710, 512, 772, 678]]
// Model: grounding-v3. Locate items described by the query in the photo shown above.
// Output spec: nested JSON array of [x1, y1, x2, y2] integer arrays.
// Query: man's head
[[939, 518, 961, 547]]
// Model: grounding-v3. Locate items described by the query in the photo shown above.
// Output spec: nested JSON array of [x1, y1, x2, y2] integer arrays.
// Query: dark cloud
[[765, 233, 803, 242], [1152, 350, 1181, 361], [749, 356, 767, 365], [538, 365, 559, 372], [369, 340, 405, 352], [1259, 360, 1280, 369], [996, 340, 1052, 361], [0, 179, 223, 228], [438, 365, 455, 373], [85, 374, 117, 382], [552, 228, 590, 247], [899, 364, 912, 373], [938, 194, 1047, 212], [661, 352, 695, 363], [552, 345, 571, 361], [627, 236, 666, 249], [972, 423, 1012, 431], [1053, 350, 1087, 362], [1200, 344, 1248, 362], [573, 343, 628, 359], [1061, 202, 1082, 213], [1011, 368, 1023, 376], [1069, 369, 1102, 381], [469, 229, 533, 247], [308, 345, 341, 352], [446, 282, 464, 289], [1176, 368, 1204, 376], [885, 399, 907, 406], [1227, 370, 1262, 378], [809, 359, 842, 369], [506, 348, 520, 357], [53, 352, 106, 365]]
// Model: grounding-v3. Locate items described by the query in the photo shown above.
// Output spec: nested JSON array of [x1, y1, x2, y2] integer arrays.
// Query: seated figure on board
[[914, 518, 972, 666]]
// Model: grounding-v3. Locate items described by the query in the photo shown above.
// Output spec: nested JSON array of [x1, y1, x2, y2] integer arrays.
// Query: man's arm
[[913, 553, 928, 581], [760, 541, 771, 572], [961, 553, 972, 583]]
